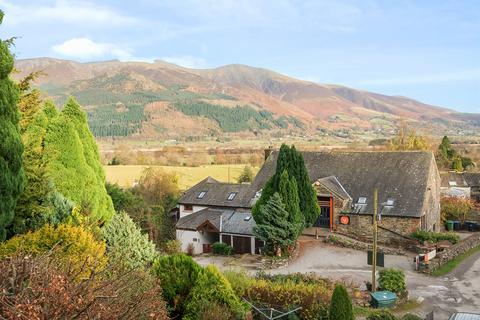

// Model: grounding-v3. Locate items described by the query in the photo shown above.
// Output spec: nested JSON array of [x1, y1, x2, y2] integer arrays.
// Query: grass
[[104, 164, 259, 190], [431, 245, 480, 276]]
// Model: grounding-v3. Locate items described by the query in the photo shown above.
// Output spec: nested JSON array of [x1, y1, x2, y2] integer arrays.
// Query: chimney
[[264, 146, 273, 161]]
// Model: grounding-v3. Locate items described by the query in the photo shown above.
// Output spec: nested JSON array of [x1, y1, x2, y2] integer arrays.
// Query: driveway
[[195, 240, 480, 320]]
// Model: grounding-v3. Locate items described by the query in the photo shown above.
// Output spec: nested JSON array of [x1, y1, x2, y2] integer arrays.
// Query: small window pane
[[358, 197, 367, 204], [227, 192, 237, 200], [197, 191, 207, 199]]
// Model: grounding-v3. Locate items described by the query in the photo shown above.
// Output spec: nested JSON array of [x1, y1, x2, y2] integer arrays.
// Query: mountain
[[13, 58, 478, 142]]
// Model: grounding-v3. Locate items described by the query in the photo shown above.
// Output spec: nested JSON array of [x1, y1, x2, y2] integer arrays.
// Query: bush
[[329, 284, 354, 320], [441, 196, 473, 222], [163, 239, 181, 255], [0, 252, 168, 319], [152, 253, 202, 315], [402, 314, 423, 320], [224, 270, 255, 297], [245, 277, 331, 320], [187, 243, 195, 256], [101, 211, 157, 270], [0, 224, 106, 277], [411, 230, 459, 244], [378, 268, 406, 294], [183, 265, 246, 320], [212, 242, 235, 255], [367, 310, 397, 320]]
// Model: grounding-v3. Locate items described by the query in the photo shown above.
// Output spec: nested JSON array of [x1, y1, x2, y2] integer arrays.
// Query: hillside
[[13, 58, 480, 143]]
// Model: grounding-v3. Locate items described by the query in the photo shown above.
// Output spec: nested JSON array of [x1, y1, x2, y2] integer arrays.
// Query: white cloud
[[161, 55, 207, 69], [52, 37, 132, 60], [0, 0, 139, 27]]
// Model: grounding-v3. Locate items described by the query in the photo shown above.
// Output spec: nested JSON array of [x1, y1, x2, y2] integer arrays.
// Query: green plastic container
[[370, 291, 397, 308], [446, 220, 454, 231]]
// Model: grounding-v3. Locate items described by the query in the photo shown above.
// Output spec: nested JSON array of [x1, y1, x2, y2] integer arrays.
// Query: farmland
[[104, 164, 259, 190]]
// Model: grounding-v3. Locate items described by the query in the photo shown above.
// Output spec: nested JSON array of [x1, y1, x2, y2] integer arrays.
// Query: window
[[386, 198, 395, 206], [227, 192, 237, 201], [358, 197, 367, 204], [197, 191, 207, 199], [244, 216, 251, 221], [193, 238, 198, 242], [184, 204, 193, 211], [449, 181, 457, 187]]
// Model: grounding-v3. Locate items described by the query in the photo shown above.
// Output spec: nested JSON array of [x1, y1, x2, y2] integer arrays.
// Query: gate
[[315, 196, 331, 228]]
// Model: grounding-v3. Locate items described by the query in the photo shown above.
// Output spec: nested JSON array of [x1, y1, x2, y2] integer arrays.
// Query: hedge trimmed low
[[212, 242, 234, 255]]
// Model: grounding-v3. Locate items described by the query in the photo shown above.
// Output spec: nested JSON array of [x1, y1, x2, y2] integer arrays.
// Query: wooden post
[[372, 188, 378, 292]]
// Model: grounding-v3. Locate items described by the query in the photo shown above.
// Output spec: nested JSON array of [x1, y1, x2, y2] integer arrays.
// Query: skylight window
[[244, 216, 251, 221], [358, 197, 367, 204], [227, 192, 237, 201], [197, 191, 207, 199], [386, 198, 395, 206]]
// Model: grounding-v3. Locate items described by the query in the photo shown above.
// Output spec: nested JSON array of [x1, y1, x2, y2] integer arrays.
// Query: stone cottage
[[176, 150, 441, 253]]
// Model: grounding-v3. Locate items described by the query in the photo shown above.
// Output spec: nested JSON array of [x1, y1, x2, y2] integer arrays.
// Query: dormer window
[[197, 191, 207, 199], [357, 197, 367, 204], [227, 192, 237, 201]]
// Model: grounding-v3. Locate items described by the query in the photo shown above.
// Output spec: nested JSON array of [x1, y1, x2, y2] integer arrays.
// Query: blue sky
[[1, 0, 479, 112]]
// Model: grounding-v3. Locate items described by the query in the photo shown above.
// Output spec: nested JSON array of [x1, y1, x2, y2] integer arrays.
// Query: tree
[[252, 144, 319, 227], [253, 193, 296, 256], [453, 155, 464, 172], [236, 165, 254, 183], [43, 97, 115, 224], [389, 122, 429, 151], [278, 170, 302, 237], [101, 211, 157, 270], [329, 284, 354, 320], [0, 11, 25, 241], [441, 196, 473, 223], [135, 167, 180, 210]]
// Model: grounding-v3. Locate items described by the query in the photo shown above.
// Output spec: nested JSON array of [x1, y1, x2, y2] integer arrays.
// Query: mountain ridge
[[13, 57, 477, 142]]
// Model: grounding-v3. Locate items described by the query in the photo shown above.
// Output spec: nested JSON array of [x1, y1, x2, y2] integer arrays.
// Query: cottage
[[176, 177, 262, 255], [176, 150, 442, 253], [441, 171, 480, 202], [252, 151, 441, 246]]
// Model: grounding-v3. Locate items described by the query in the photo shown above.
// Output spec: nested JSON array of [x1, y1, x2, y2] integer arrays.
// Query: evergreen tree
[[253, 193, 296, 256], [329, 284, 354, 320], [278, 170, 302, 237], [439, 135, 453, 160], [236, 165, 254, 183], [453, 155, 464, 172], [43, 97, 114, 224], [0, 11, 25, 241], [253, 144, 319, 228]]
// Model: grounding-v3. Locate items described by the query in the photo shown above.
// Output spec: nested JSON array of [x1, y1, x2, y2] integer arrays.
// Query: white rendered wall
[[179, 205, 207, 218]]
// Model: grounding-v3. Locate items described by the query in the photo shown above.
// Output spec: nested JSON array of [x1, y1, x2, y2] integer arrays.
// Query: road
[[268, 241, 480, 320], [196, 240, 480, 319]]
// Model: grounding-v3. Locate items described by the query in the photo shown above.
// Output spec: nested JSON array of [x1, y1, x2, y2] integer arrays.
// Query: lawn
[[104, 164, 258, 190]]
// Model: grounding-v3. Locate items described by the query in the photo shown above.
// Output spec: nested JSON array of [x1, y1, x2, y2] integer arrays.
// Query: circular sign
[[339, 215, 350, 225]]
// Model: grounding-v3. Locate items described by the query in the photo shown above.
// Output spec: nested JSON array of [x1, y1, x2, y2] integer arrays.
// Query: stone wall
[[335, 214, 419, 246], [425, 233, 480, 273], [421, 156, 442, 232]]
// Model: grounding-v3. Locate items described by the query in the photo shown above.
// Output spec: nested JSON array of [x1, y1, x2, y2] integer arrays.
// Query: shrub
[[163, 239, 182, 255], [367, 310, 397, 320], [378, 268, 406, 294], [0, 252, 168, 319], [329, 284, 354, 320], [441, 196, 473, 223], [410, 230, 459, 244], [212, 241, 235, 255], [245, 277, 331, 320], [152, 253, 202, 315], [183, 265, 246, 320], [224, 270, 255, 297], [101, 211, 157, 270], [0, 224, 106, 277], [402, 314, 423, 320]]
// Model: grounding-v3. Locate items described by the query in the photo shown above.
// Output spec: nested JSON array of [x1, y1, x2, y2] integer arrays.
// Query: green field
[[104, 164, 259, 190]]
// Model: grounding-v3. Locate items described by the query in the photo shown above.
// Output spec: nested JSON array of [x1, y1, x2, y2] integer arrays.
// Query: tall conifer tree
[[278, 170, 302, 237], [0, 11, 25, 240]]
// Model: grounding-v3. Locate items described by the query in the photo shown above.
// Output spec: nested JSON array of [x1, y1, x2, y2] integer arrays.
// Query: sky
[[1, 0, 479, 112]]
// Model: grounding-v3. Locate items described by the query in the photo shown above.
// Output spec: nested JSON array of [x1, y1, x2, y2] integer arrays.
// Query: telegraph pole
[[372, 188, 378, 292]]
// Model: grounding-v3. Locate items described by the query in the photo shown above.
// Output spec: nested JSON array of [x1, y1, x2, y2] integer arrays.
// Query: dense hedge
[[411, 230, 459, 244], [212, 242, 234, 255]]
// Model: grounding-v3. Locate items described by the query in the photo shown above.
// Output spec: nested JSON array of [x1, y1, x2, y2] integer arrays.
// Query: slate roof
[[316, 176, 352, 200], [463, 173, 480, 187], [440, 172, 469, 188], [250, 150, 436, 218], [176, 208, 255, 235], [178, 177, 254, 208]]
